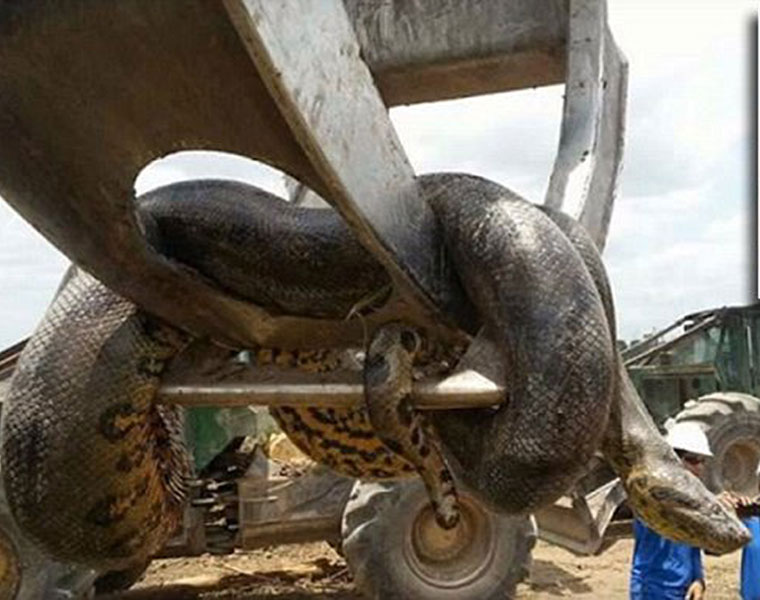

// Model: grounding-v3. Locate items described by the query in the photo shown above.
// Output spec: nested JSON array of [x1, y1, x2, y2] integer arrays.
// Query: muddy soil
[[102, 537, 744, 599]]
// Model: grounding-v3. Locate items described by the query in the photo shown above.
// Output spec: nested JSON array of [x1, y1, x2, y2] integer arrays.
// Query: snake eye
[[400, 330, 419, 353]]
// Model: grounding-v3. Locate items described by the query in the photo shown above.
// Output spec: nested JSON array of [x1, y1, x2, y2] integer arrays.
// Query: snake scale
[[1, 174, 749, 572]]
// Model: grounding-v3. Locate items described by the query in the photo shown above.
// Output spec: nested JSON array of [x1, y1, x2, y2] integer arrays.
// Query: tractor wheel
[[341, 479, 536, 600], [675, 392, 760, 496]]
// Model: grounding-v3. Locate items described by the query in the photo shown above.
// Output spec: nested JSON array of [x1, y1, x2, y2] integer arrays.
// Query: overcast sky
[[0, 1, 755, 348]]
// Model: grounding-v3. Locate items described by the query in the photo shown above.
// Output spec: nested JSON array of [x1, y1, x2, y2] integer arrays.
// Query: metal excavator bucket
[[0, 0, 626, 346], [534, 459, 628, 555], [0, 0, 627, 556]]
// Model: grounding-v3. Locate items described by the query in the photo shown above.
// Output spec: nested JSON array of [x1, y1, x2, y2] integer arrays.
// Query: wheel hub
[[405, 496, 496, 589]]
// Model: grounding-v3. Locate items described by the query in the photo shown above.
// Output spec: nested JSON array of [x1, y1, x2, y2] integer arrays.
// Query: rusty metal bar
[[159, 369, 503, 410], [344, 0, 567, 106]]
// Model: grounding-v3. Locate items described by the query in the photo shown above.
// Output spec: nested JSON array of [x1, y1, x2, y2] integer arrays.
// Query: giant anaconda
[[1, 175, 749, 571]]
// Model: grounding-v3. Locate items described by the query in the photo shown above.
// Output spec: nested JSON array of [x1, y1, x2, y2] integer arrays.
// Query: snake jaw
[[625, 466, 751, 554]]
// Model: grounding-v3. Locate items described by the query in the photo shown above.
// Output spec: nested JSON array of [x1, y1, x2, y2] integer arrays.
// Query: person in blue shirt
[[722, 464, 760, 600], [630, 421, 711, 600], [741, 512, 760, 600]]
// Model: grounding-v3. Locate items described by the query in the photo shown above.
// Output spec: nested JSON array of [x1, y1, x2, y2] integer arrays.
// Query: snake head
[[365, 323, 423, 394], [368, 323, 422, 358], [626, 464, 751, 554]]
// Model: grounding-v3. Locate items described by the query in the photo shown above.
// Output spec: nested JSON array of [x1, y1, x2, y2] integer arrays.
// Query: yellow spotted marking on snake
[[363, 323, 460, 529], [261, 339, 461, 487]]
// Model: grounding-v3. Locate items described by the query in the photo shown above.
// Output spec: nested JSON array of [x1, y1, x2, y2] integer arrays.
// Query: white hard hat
[[665, 421, 713, 457]]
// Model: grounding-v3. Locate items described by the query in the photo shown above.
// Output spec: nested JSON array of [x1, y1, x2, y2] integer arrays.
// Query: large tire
[[341, 480, 536, 600], [675, 392, 760, 496]]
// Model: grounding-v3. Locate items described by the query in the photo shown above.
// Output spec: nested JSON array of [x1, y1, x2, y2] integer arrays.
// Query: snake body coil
[[422, 175, 615, 513], [2, 269, 190, 569], [1, 175, 749, 571]]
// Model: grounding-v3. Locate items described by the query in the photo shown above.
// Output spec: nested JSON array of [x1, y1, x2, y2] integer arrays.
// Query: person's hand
[[737, 494, 756, 507], [718, 490, 752, 509], [685, 579, 705, 600]]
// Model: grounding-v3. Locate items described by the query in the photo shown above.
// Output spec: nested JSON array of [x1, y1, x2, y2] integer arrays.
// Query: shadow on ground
[[525, 559, 593, 596]]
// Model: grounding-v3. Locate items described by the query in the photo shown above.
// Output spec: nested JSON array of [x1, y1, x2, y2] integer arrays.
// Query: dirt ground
[[102, 537, 745, 600]]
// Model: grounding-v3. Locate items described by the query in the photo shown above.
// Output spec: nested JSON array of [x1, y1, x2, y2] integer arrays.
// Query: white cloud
[[0, 202, 68, 345], [608, 2, 750, 199], [607, 183, 751, 340], [390, 86, 564, 203]]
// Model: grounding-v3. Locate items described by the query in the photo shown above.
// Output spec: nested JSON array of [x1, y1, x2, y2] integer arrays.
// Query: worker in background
[[721, 463, 760, 600], [629, 421, 711, 600], [740, 482, 760, 600]]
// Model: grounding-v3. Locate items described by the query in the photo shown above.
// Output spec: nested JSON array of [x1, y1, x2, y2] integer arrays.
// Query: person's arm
[[686, 549, 705, 600], [685, 579, 705, 600]]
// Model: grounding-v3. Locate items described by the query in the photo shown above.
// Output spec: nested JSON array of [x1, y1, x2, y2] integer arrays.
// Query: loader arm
[[0, 0, 625, 348]]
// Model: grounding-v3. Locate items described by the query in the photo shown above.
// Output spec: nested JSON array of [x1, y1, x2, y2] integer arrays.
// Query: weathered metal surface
[[0, 0, 572, 347], [159, 323, 506, 410], [544, 0, 628, 250], [534, 478, 626, 555], [159, 369, 503, 410], [0, 1, 332, 348], [344, 0, 567, 105], [0, 0, 625, 348], [224, 0, 472, 331], [624, 316, 719, 367]]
